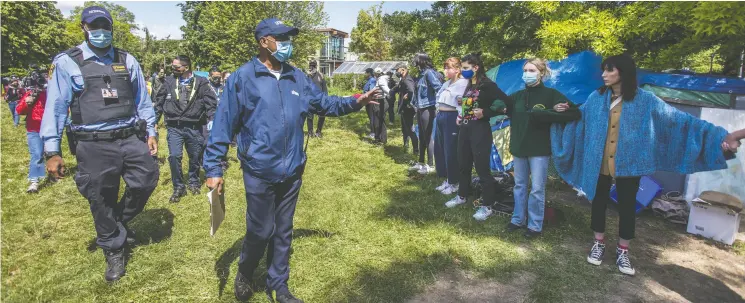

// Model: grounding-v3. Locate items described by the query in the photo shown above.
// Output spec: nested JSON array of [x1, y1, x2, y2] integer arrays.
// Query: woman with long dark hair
[[408, 53, 443, 174], [445, 53, 511, 209], [551, 54, 739, 276]]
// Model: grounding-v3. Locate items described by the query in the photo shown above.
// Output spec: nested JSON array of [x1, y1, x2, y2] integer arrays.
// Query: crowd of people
[[3, 7, 745, 303]]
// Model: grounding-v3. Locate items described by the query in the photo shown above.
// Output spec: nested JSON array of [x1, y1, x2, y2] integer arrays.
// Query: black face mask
[[210, 77, 221, 85]]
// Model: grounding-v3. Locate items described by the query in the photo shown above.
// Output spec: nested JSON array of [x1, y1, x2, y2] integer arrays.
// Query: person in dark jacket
[[306, 61, 327, 138], [363, 68, 377, 139], [445, 53, 511, 212], [154, 55, 217, 202], [395, 63, 418, 154], [5, 76, 24, 127], [203, 18, 380, 303]]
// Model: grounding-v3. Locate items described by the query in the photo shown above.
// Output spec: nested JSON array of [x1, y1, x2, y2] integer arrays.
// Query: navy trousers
[[435, 111, 459, 184], [238, 170, 302, 295], [74, 135, 159, 250], [166, 125, 204, 189]]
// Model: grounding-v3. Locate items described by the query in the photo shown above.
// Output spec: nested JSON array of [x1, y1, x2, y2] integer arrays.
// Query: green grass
[[2, 90, 736, 302]]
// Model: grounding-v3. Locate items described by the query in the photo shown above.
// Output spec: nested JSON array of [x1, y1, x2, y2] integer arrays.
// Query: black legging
[[417, 107, 435, 165], [457, 119, 496, 205], [401, 109, 418, 151], [387, 96, 396, 123], [591, 175, 641, 240]]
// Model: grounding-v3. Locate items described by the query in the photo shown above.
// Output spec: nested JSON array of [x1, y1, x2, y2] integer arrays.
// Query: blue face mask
[[271, 40, 293, 62], [522, 72, 540, 86], [87, 29, 112, 48], [461, 69, 475, 79]]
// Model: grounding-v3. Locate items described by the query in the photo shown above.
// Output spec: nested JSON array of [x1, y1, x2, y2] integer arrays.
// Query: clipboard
[[207, 188, 226, 236]]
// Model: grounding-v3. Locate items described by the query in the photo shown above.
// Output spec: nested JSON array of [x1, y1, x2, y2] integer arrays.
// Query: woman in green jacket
[[490, 58, 580, 238]]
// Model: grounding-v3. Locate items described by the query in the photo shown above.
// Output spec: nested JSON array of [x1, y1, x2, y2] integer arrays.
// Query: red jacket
[[16, 90, 47, 132]]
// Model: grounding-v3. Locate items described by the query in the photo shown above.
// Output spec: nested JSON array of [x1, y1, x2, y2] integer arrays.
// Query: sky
[[55, 1, 433, 43]]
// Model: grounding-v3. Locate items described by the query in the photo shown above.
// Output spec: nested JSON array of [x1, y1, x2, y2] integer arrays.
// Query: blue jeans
[[8, 101, 20, 126], [166, 126, 204, 189], [511, 156, 549, 232], [27, 132, 45, 182]]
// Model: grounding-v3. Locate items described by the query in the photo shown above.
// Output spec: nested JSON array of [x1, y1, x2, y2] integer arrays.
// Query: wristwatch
[[44, 151, 61, 160]]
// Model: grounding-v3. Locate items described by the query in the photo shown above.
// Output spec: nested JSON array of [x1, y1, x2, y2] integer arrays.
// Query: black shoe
[[234, 271, 254, 302], [170, 187, 186, 203], [276, 292, 304, 303], [524, 229, 542, 239], [123, 224, 136, 245], [103, 248, 126, 282], [315, 132, 323, 139], [506, 222, 523, 232], [188, 185, 201, 195]]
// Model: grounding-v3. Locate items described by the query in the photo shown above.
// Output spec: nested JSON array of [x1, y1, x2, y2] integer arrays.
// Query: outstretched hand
[[356, 88, 381, 106], [722, 133, 741, 153]]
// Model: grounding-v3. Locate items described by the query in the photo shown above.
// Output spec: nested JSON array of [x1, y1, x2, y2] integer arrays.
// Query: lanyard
[[209, 85, 222, 99], [174, 80, 197, 103]]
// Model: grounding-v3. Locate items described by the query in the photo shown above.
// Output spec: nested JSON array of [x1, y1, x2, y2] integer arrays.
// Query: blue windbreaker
[[203, 57, 362, 182]]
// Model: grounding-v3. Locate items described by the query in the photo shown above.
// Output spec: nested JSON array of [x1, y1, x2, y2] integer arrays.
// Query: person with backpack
[[408, 53, 443, 175], [16, 80, 47, 193], [394, 63, 419, 154]]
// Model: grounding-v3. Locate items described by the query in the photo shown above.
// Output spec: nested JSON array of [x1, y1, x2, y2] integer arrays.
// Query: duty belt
[[73, 127, 137, 141], [166, 120, 202, 128]]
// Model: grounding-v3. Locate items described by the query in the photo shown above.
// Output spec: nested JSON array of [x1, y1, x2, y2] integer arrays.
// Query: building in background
[[312, 28, 349, 77]]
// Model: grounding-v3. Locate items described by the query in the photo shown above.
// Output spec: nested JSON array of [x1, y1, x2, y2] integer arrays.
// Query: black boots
[[103, 248, 126, 282], [234, 271, 254, 302], [170, 187, 187, 203]]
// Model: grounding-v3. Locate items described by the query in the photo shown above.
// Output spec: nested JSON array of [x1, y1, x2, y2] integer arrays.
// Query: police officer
[[154, 55, 217, 202], [306, 61, 327, 138], [203, 18, 380, 303], [41, 6, 159, 283]]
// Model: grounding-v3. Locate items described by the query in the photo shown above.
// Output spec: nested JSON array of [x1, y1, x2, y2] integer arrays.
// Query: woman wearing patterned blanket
[[550, 54, 739, 276]]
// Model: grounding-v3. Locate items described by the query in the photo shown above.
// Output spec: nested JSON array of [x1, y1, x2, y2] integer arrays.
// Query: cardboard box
[[686, 198, 741, 245]]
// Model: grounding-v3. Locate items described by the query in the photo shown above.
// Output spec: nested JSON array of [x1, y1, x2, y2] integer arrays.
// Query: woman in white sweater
[[434, 57, 469, 194]]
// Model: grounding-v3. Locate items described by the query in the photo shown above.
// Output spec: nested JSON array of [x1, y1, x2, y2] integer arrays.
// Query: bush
[[328, 74, 368, 92]]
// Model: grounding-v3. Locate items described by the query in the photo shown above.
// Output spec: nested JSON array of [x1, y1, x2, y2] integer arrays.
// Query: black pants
[[306, 113, 325, 134], [167, 126, 204, 190], [401, 108, 418, 151], [591, 175, 640, 240], [371, 101, 388, 143], [366, 104, 374, 135], [457, 120, 496, 205], [387, 96, 396, 123], [74, 135, 159, 251], [417, 107, 435, 165], [239, 171, 302, 295]]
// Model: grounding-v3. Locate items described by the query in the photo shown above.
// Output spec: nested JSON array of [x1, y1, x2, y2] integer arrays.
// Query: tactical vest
[[65, 47, 135, 125]]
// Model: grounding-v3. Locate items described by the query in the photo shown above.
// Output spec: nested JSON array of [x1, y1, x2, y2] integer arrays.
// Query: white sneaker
[[418, 164, 435, 175], [441, 183, 459, 195], [473, 206, 494, 221], [445, 196, 467, 208], [408, 163, 423, 172], [616, 248, 636, 276], [435, 180, 449, 191], [26, 181, 40, 194]]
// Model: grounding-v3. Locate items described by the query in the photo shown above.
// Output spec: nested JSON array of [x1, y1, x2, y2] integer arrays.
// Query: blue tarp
[[490, 51, 604, 105], [637, 70, 745, 95], [488, 50, 745, 104]]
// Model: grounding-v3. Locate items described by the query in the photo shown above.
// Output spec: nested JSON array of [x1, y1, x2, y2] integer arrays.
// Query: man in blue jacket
[[203, 18, 379, 303]]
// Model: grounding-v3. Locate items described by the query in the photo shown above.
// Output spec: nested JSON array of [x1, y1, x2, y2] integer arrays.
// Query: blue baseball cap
[[254, 18, 299, 41], [81, 6, 113, 25]]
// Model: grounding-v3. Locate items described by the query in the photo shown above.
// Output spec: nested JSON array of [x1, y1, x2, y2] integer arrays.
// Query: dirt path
[[408, 186, 745, 303]]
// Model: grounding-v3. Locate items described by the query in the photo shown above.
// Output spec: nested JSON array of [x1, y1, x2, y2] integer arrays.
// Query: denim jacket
[[413, 68, 443, 109]]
